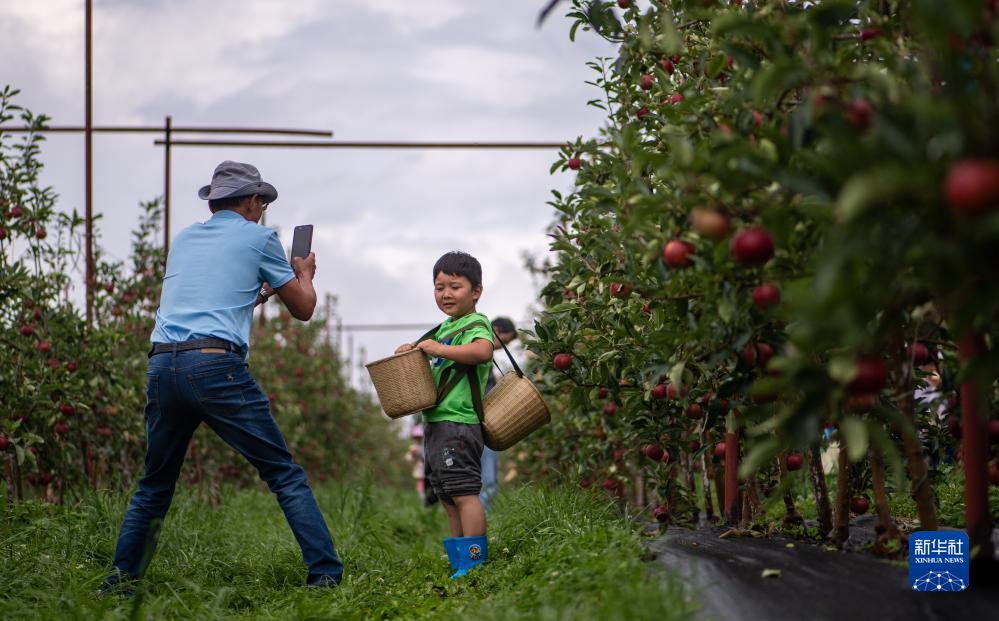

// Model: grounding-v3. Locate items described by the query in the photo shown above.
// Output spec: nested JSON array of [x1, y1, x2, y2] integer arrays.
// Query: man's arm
[[274, 253, 318, 321]]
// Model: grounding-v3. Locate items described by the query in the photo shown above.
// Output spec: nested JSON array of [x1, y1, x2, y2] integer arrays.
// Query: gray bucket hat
[[198, 160, 278, 203]]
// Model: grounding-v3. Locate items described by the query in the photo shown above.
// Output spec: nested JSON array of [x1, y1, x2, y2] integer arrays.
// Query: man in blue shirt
[[101, 161, 343, 595]]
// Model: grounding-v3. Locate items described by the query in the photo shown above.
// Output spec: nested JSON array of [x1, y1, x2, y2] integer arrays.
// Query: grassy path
[[0, 480, 696, 620]]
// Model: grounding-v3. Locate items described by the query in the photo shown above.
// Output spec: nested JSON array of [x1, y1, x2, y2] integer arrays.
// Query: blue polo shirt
[[151, 210, 296, 349]]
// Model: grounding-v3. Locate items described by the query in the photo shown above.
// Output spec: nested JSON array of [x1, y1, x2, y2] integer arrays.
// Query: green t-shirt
[[422, 312, 494, 425]]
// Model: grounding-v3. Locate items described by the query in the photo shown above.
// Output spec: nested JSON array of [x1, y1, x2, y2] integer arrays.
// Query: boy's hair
[[433, 251, 482, 288], [492, 316, 515, 334]]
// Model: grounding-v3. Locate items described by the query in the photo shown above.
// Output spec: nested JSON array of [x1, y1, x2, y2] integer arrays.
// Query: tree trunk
[[712, 466, 724, 521], [958, 329, 994, 567], [699, 428, 715, 522], [870, 445, 901, 540], [809, 444, 833, 536], [778, 455, 802, 526], [886, 326, 939, 531], [684, 451, 698, 522], [832, 435, 852, 548], [724, 411, 741, 524]]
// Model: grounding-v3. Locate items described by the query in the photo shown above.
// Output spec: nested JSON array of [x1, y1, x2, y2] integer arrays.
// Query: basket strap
[[493, 334, 524, 378], [435, 363, 486, 423]]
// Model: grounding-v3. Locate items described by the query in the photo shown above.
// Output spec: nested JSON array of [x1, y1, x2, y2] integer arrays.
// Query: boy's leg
[[453, 495, 486, 536], [110, 364, 199, 580], [443, 501, 464, 538], [197, 366, 343, 585]]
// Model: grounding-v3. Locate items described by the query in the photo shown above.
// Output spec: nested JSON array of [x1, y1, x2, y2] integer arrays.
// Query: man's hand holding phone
[[293, 252, 317, 281]]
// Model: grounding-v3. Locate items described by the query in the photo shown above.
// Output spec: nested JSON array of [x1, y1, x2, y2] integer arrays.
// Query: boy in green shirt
[[395, 251, 494, 578]]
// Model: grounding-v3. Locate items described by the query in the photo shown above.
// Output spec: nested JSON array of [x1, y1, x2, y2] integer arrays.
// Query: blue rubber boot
[[450, 535, 488, 579], [443, 538, 459, 573]]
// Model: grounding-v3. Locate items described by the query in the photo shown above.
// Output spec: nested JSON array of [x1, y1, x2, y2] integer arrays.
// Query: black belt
[[149, 338, 245, 358]]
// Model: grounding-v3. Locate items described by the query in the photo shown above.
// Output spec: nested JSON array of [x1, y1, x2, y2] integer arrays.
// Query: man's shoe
[[306, 574, 341, 588], [97, 573, 136, 599]]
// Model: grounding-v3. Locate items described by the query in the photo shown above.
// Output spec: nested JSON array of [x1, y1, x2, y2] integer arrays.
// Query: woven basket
[[365, 349, 437, 419], [481, 372, 551, 451]]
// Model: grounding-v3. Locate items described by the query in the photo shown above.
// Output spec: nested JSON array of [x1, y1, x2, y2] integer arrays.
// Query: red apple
[[610, 282, 633, 299], [644, 444, 665, 461], [731, 227, 775, 265], [35, 227, 47, 239], [848, 356, 888, 394], [0, 227, 6, 240], [640, 74, 654, 90], [603, 477, 620, 491], [36, 340, 52, 353], [662, 240, 694, 267], [637, 106, 650, 118], [666, 383, 685, 400], [659, 59, 675, 74], [46, 357, 61, 370], [10, 205, 23, 218], [755, 342, 774, 369], [685, 404, 703, 419], [604, 402, 618, 416], [19, 325, 34, 337], [850, 496, 870, 514], [861, 27, 882, 40], [690, 209, 730, 239], [989, 461, 999, 486], [786, 453, 804, 471], [847, 100, 873, 130], [988, 420, 999, 444], [580, 477, 593, 489], [653, 504, 670, 522], [688, 440, 700, 452], [752, 110, 765, 127], [0, 434, 9, 451], [567, 157, 582, 170], [652, 383, 669, 400], [554, 353, 573, 371], [752, 283, 780, 310], [945, 159, 999, 217], [660, 449, 671, 464], [714, 442, 726, 458], [60, 403, 75, 416], [670, 93, 684, 105], [617, 0, 630, 8], [906, 342, 931, 365], [96, 425, 113, 437], [598, 387, 609, 399], [742, 342, 757, 367], [54, 421, 70, 435]]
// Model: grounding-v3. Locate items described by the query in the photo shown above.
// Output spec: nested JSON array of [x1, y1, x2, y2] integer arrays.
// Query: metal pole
[[84, 0, 94, 325], [153, 140, 572, 149], [0, 125, 333, 136], [164, 115, 171, 261]]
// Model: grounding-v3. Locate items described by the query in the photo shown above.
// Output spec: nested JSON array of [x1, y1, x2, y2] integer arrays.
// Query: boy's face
[[434, 272, 481, 318]]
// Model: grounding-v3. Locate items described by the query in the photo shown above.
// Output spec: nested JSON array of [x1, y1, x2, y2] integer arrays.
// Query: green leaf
[[669, 361, 685, 388], [835, 165, 916, 222], [740, 437, 780, 478], [840, 416, 869, 462]]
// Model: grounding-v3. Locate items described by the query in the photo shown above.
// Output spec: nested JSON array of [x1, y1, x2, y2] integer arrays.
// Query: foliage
[[520, 0, 999, 534]]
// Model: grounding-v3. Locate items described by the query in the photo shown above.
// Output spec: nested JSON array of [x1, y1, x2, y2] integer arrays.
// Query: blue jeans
[[479, 446, 499, 511], [110, 349, 343, 585]]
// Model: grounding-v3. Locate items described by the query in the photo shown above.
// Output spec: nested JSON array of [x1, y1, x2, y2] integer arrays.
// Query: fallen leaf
[[761, 568, 782, 579]]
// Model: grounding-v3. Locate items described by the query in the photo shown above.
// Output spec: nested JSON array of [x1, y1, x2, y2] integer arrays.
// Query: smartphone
[[290, 225, 313, 266]]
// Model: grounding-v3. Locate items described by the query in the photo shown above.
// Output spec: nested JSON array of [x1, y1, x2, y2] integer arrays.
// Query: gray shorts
[[424, 421, 483, 504]]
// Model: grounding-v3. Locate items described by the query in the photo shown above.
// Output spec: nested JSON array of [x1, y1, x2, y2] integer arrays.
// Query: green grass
[[0, 479, 697, 620]]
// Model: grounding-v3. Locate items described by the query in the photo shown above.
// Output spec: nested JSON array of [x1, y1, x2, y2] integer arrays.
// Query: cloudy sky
[[2, 0, 615, 388]]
